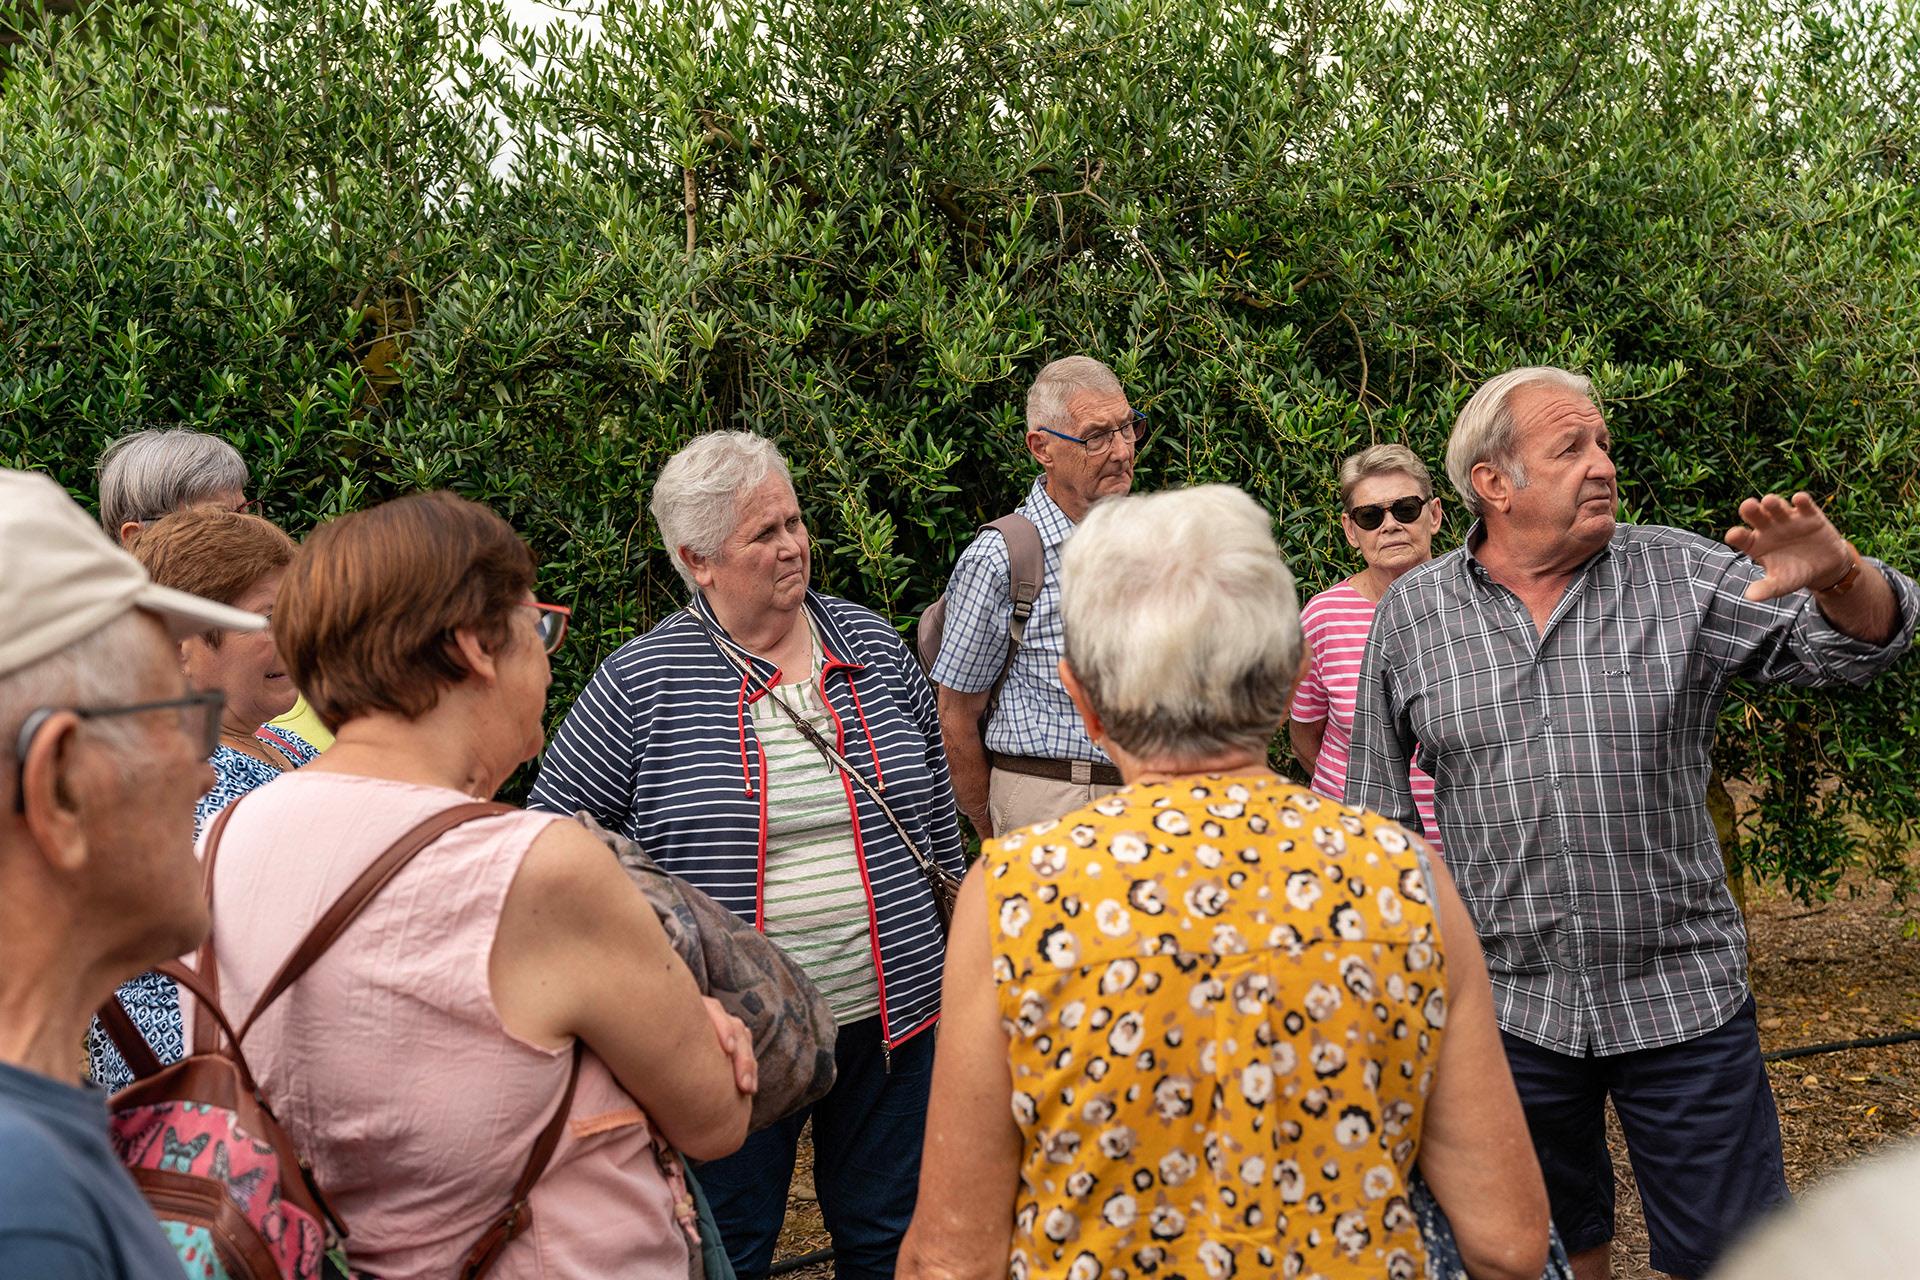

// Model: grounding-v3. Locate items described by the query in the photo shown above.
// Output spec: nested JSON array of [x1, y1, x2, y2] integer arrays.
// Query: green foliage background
[[4, 0, 1918, 901]]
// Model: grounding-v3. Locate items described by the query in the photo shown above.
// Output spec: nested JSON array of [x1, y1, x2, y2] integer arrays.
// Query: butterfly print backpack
[[98, 800, 583, 1280]]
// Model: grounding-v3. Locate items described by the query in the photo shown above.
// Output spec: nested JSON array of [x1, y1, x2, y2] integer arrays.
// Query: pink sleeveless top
[[205, 772, 693, 1280]]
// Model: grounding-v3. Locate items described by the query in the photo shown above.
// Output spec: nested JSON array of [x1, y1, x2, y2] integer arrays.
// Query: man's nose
[[1110, 427, 1137, 463]]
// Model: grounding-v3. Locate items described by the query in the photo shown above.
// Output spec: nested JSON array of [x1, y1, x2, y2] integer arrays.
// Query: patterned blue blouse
[[87, 729, 320, 1092]]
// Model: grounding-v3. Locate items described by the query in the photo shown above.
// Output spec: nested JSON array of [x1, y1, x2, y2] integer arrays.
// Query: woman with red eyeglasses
[[174, 491, 755, 1279]]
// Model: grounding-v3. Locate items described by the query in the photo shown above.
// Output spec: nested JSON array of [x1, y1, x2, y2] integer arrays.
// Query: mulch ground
[[1604, 873, 1920, 1278], [768, 876, 1920, 1279]]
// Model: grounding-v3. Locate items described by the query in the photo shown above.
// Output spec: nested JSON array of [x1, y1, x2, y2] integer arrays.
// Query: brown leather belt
[[990, 753, 1123, 787]]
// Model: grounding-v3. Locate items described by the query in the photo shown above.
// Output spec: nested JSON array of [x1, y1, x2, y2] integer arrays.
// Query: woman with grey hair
[[97, 427, 334, 750], [97, 428, 251, 547], [899, 485, 1553, 1280], [531, 430, 964, 1280]]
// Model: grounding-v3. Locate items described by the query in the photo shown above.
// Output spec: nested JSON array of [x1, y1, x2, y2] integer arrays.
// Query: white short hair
[[1338, 443, 1434, 507], [650, 431, 793, 593], [1027, 356, 1124, 433], [97, 429, 249, 533], [1061, 485, 1302, 761], [1444, 366, 1593, 515], [0, 612, 154, 804], [1712, 1140, 1920, 1280]]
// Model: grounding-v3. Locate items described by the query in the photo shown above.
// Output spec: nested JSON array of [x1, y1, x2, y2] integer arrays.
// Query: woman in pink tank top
[[209, 492, 756, 1279]]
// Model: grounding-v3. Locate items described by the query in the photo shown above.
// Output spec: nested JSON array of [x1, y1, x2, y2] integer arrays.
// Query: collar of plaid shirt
[[1345, 520, 1917, 1056]]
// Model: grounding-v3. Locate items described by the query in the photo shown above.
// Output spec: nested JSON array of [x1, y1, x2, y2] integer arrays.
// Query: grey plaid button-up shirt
[[1346, 522, 1917, 1055]]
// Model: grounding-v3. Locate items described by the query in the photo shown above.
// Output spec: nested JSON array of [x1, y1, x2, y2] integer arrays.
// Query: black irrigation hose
[[759, 1032, 1920, 1277], [1761, 1028, 1920, 1064], [769, 1247, 836, 1276]]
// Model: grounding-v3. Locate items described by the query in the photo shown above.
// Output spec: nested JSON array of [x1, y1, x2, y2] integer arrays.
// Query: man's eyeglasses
[[521, 602, 572, 655], [13, 690, 226, 811], [1347, 496, 1430, 531], [1036, 411, 1149, 458]]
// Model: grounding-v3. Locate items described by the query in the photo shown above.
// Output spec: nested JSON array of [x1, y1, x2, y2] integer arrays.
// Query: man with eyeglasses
[[0, 468, 265, 1278], [932, 355, 1145, 838], [1345, 367, 1919, 1280], [1289, 444, 1445, 852]]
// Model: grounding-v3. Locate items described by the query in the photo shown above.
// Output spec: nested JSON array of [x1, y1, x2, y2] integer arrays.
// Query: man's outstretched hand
[[1725, 492, 1853, 602]]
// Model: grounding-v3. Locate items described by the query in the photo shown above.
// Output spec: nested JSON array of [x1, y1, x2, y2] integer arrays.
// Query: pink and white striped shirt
[[1292, 582, 1441, 852]]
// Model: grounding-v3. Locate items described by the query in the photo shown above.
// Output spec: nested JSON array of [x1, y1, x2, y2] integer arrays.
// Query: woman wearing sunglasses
[[1290, 444, 1447, 852], [189, 491, 754, 1278]]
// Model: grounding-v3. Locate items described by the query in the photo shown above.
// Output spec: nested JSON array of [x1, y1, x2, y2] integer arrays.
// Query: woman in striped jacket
[[530, 431, 964, 1280]]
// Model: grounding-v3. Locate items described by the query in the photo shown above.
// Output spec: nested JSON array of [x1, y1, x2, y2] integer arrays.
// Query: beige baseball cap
[[0, 469, 267, 679]]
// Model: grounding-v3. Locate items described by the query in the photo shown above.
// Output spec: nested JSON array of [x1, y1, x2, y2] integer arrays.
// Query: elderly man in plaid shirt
[[1347, 366, 1918, 1280], [932, 356, 1144, 838]]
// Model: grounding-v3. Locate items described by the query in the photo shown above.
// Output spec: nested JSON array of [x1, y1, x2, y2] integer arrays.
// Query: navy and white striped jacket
[[528, 590, 965, 1050]]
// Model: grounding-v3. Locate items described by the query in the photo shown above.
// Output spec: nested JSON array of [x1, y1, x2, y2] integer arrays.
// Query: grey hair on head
[[0, 611, 155, 803], [1061, 485, 1302, 762], [650, 431, 794, 593], [97, 429, 249, 535], [1026, 356, 1124, 434], [1444, 366, 1593, 516], [1338, 443, 1434, 508]]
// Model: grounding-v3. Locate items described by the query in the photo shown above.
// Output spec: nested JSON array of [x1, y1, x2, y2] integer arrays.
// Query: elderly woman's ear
[[678, 545, 716, 592]]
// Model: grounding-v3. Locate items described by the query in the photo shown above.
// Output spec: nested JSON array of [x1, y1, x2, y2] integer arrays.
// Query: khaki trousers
[[988, 766, 1121, 837]]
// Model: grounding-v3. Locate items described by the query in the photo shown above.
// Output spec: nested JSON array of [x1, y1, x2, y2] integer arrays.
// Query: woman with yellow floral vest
[[899, 485, 1551, 1280]]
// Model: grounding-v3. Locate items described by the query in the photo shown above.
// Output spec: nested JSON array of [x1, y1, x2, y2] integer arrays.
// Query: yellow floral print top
[[984, 775, 1446, 1280]]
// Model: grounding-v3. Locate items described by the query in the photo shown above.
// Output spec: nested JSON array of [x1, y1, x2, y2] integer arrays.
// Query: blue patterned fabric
[[86, 730, 320, 1093], [926, 477, 1110, 763], [1410, 1167, 1575, 1280]]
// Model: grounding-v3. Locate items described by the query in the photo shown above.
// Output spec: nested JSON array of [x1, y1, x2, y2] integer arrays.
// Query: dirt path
[[769, 877, 1920, 1278]]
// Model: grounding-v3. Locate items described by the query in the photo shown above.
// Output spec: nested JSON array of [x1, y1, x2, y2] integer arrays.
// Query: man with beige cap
[[0, 469, 266, 1276]]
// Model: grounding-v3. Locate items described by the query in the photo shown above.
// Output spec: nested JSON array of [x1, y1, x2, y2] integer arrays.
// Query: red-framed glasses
[[521, 602, 571, 654]]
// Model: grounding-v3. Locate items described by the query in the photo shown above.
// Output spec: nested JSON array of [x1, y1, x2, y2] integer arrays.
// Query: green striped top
[[752, 658, 881, 1026]]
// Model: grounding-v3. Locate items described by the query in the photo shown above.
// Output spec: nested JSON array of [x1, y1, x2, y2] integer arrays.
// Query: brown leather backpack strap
[[234, 801, 513, 1045], [96, 993, 165, 1083], [459, 1041, 585, 1279], [189, 799, 244, 1056], [982, 511, 1044, 699]]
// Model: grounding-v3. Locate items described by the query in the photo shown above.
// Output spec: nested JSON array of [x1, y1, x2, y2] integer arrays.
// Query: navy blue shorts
[[1500, 997, 1790, 1278]]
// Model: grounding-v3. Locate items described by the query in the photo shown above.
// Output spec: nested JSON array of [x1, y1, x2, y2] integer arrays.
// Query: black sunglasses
[[12, 690, 226, 812], [1347, 495, 1429, 531]]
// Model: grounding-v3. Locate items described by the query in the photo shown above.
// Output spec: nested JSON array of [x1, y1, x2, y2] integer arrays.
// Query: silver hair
[[1026, 356, 1125, 433], [1338, 443, 1434, 507], [1061, 485, 1302, 761], [650, 431, 794, 593], [1711, 1140, 1920, 1280], [0, 612, 156, 804], [1444, 366, 1593, 516], [98, 429, 249, 534]]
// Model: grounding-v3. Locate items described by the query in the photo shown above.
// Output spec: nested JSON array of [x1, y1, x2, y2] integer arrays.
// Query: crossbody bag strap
[[98, 993, 165, 1082], [189, 799, 245, 1056], [235, 801, 514, 1044], [688, 608, 952, 894], [459, 1041, 586, 1279]]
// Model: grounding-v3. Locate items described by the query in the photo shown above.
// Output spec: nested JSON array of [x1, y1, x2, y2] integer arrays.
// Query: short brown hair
[[1337, 443, 1434, 507], [276, 492, 536, 730], [129, 508, 296, 647]]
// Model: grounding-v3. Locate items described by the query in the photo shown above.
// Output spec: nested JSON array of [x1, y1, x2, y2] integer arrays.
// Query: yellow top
[[983, 775, 1445, 1280], [267, 694, 334, 751]]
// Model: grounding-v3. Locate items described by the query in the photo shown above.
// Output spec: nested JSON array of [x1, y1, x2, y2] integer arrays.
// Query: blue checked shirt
[[930, 478, 1110, 763], [1347, 522, 1917, 1056]]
